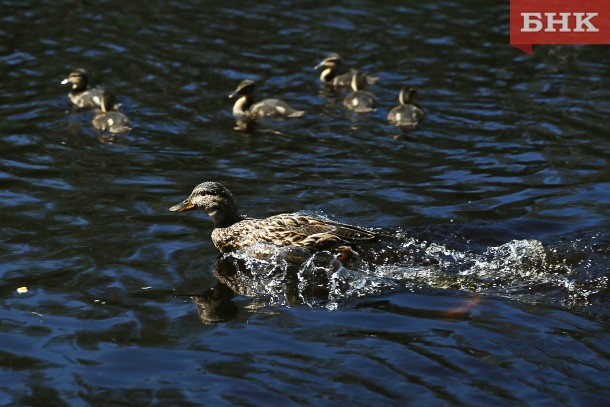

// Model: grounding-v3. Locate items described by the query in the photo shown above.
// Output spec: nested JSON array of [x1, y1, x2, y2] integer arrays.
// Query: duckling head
[[170, 181, 241, 228], [399, 87, 418, 105], [61, 68, 89, 92], [228, 80, 256, 117], [315, 53, 342, 70], [228, 79, 255, 99]]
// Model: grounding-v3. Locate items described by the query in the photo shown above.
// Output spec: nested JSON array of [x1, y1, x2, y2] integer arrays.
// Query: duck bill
[[314, 61, 325, 70], [169, 198, 196, 212], [61, 78, 69, 85], [228, 89, 240, 99]]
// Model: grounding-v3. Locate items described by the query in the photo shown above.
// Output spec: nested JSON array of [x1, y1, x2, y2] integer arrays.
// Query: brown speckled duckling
[[228, 79, 305, 119], [315, 53, 379, 88], [169, 181, 377, 254], [61, 68, 106, 109], [92, 92, 131, 133], [387, 87, 424, 129], [343, 71, 378, 112]]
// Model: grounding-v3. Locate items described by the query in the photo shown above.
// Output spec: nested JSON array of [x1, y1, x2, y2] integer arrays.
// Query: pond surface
[[1, 0, 609, 405]]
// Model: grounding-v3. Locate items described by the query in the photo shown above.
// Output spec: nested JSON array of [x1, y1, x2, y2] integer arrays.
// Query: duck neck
[[210, 203, 241, 229], [399, 92, 408, 105], [350, 75, 361, 92], [320, 67, 335, 83], [400, 90, 416, 106], [72, 79, 88, 93], [232, 95, 252, 117]]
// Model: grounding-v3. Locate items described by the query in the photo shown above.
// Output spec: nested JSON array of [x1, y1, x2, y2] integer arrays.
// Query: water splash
[[192, 230, 609, 319]]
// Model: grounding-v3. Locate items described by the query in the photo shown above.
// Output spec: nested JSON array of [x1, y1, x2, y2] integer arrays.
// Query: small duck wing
[[92, 111, 132, 133], [250, 99, 305, 118], [70, 88, 105, 109], [331, 72, 353, 87], [387, 105, 424, 128], [260, 214, 376, 251], [343, 91, 377, 112]]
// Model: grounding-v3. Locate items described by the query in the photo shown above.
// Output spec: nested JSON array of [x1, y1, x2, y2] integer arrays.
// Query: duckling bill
[[229, 79, 305, 119], [169, 181, 377, 254], [61, 68, 106, 109], [387, 87, 424, 129]]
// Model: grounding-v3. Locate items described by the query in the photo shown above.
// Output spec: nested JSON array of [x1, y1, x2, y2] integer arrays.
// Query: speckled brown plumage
[[170, 181, 377, 253]]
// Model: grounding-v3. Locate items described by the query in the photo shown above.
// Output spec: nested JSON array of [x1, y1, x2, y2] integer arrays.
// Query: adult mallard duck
[[315, 53, 379, 88], [228, 79, 305, 119], [387, 87, 424, 129], [169, 181, 377, 254]]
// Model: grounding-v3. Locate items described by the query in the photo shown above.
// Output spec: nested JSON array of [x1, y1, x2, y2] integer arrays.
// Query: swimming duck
[[387, 87, 424, 129], [315, 53, 379, 88], [228, 80, 305, 119], [92, 92, 131, 133], [61, 68, 106, 109], [343, 71, 378, 112], [169, 181, 377, 254]]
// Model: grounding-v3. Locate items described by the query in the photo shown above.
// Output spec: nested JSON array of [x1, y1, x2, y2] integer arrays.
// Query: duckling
[[343, 71, 378, 112], [61, 68, 106, 109], [92, 92, 131, 133], [387, 87, 424, 129], [228, 79, 305, 119], [169, 181, 377, 254], [315, 53, 379, 88]]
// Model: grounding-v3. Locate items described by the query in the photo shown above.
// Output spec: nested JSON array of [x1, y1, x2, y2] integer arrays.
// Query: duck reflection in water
[[192, 280, 237, 324]]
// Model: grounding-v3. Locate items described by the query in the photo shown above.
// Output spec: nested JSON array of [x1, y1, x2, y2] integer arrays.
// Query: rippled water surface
[[1, 0, 610, 405]]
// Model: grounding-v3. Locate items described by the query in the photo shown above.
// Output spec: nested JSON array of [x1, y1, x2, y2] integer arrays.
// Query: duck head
[[61, 68, 89, 92], [315, 53, 342, 70], [228, 79, 255, 99], [399, 87, 418, 105], [170, 181, 241, 228], [228, 80, 256, 117]]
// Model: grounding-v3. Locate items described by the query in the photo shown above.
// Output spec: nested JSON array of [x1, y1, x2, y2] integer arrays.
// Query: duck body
[[170, 181, 377, 254], [250, 98, 305, 119], [68, 88, 105, 109], [229, 80, 304, 120], [387, 87, 424, 129], [211, 213, 376, 253], [91, 92, 131, 133], [343, 71, 377, 112], [61, 68, 106, 109], [92, 110, 132, 133], [315, 53, 379, 88], [343, 91, 378, 112]]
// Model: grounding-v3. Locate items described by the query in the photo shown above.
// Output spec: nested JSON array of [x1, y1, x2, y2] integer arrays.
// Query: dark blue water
[[1, 0, 609, 405]]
